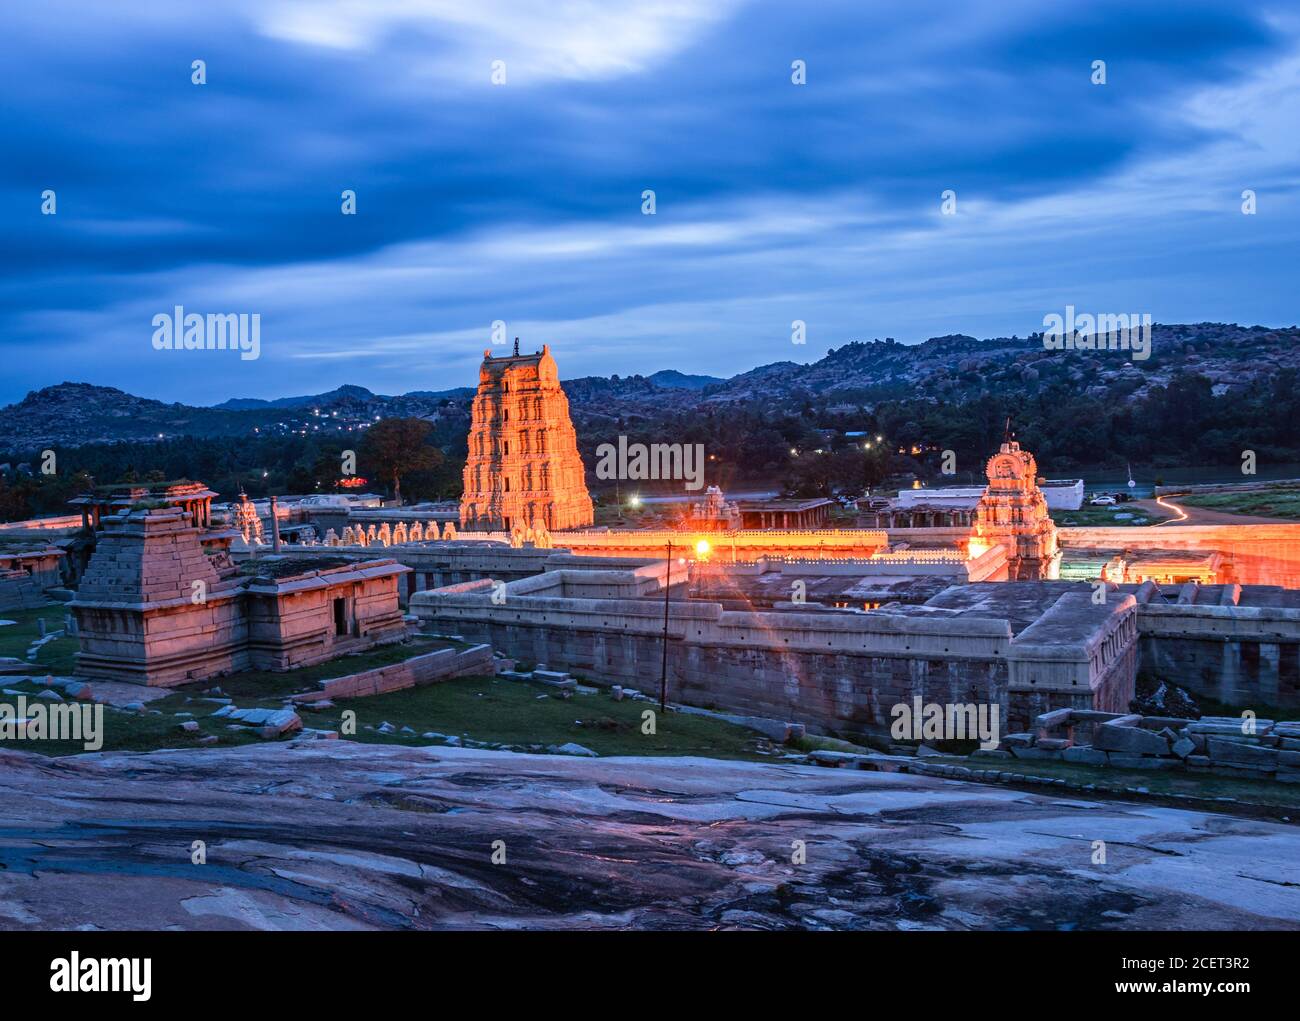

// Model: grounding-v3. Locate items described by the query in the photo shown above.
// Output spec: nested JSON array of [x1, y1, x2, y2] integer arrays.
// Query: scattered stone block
[[1001, 732, 1035, 748], [1107, 754, 1180, 770], [1171, 737, 1196, 759], [1036, 737, 1072, 751], [178, 720, 200, 733], [1034, 708, 1074, 729], [1094, 723, 1170, 756], [554, 742, 597, 757], [296, 728, 338, 741], [1062, 746, 1107, 766], [1206, 738, 1278, 768], [1010, 746, 1061, 760]]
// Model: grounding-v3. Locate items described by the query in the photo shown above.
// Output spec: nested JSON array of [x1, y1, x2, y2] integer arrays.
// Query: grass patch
[[1179, 488, 1300, 520], [2, 688, 266, 757], [327, 675, 777, 760], [1186, 693, 1300, 723], [11, 672, 779, 761], [0, 604, 78, 675], [1050, 505, 1164, 527], [0, 605, 67, 660], [933, 754, 1300, 811]]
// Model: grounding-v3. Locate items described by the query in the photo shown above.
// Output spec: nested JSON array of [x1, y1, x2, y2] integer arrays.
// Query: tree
[[359, 417, 445, 504]]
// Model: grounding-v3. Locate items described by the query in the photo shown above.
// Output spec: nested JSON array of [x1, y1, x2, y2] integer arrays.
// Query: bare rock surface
[[1, 742, 1298, 931]]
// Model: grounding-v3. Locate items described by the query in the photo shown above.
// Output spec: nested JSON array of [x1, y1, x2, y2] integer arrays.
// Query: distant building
[[737, 498, 834, 530], [460, 343, 594, 532]]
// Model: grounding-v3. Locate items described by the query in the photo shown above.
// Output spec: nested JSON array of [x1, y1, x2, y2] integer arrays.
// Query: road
[[1, 741, 1297, 930], [1129, 495, 1295, 527]]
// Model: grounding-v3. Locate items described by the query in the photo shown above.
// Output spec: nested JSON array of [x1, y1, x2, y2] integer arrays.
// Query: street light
[[660, 540, 673, 712]]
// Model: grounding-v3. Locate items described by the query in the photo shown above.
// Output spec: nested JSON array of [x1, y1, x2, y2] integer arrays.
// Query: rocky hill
[[1, 324, 1296, 453]]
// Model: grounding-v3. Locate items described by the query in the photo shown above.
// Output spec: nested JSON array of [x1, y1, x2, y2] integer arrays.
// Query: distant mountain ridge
[[2, 324, 1295, 452], [214, 384, 381, 410]]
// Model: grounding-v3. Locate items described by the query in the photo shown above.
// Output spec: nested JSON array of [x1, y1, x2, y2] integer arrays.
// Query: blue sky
[[2, 0, 1297, 405]]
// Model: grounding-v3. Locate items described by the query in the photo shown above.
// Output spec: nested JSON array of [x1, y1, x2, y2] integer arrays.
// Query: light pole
[[660, 540, 672, 712]]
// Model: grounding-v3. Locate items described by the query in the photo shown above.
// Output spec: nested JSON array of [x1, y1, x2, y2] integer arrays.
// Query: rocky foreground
[[1, 742, 1297, 930]]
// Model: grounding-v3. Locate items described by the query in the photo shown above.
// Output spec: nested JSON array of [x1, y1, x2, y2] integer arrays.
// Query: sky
[[1, 0, 1297, 406]]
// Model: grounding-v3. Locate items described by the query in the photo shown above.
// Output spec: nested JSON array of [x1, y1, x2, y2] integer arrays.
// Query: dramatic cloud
[[0, 0, 1295, 404]]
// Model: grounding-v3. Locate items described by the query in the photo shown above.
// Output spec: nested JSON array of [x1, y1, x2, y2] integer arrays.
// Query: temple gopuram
[[971, 437, 1061, 580], [460, 341, 594, 532]]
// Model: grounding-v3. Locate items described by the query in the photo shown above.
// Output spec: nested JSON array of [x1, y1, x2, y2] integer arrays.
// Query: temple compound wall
[[1130, 582, 1300, 708], [1060, 523, 1300, 588], [70, 506, 408, 686], [411, 565, 1137, 736]]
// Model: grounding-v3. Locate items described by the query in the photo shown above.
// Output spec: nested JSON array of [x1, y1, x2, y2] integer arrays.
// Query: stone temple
[[971, 437, 1061, 580], [460, 342, 594, 532]]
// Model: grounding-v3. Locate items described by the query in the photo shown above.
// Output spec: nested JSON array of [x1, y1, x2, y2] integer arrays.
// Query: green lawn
[[1050, 505, 1164, 527], [324, 675, 777, 760], [4, 671, 776, 761], [0, 681, 265, 756], [1179, 488, 1300, 520], [932, 754, 1300, 812], [0, 604, 77, 674]]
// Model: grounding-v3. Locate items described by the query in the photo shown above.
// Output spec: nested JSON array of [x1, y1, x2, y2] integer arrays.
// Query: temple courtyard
[[0, 739, 1297, 930]]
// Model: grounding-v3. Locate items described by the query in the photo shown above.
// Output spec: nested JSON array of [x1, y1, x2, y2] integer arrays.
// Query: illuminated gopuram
[[460, 342, 594, 532], [972, 435, 1061, 580]]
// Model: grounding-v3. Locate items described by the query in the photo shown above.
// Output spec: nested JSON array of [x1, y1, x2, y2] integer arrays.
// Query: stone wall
[[1136, 599, 1300, 708], [0, 549, 64, 611], [295, 643, 495, 700], [1060, 523, 1300, 587], [411, 565, 1135, 740]]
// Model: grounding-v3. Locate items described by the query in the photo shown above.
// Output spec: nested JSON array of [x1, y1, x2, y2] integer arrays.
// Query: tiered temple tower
[[460, 342, 594, 532], [973, 436, 1061, 580]]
